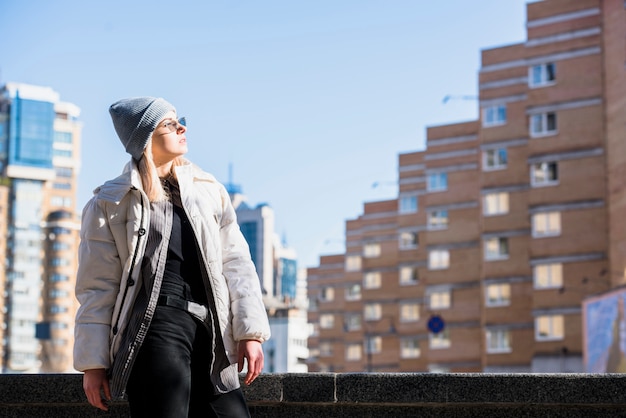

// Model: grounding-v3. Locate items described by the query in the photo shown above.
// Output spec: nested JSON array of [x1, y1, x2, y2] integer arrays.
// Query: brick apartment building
[[307, 0, 626, 373]]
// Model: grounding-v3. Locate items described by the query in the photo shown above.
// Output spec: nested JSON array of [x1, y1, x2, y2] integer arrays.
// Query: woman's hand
[[237, 339, 264, 385], [83, 368, 111, 411]]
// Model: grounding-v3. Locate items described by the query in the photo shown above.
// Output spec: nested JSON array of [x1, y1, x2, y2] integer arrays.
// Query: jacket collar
[[94, 158, 217, 204]]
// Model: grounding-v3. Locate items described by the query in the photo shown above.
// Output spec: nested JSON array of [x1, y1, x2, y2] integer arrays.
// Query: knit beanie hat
[[109, 96, 176, 160]]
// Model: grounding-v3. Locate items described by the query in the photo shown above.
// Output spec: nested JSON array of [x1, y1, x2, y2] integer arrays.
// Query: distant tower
[[0, 83, 81, 372]]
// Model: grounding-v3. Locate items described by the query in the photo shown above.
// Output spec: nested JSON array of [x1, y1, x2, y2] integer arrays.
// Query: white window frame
[[345, 283, 362, 301], [400, 337, 421, 359], [363, 243, 381, 258], [364, 303, 382, 321], [534, 263, 563, 289], [399, 231, 418, 250], [427, 172, 448, 192], [428, 249, 450, 270], [532, 211, 561, 238], [363, 271, 382, 289], [399, 195, 418, 214], [486, 329, 512, 353], [427, 210, 448, 230], [530, 112, 557, 137], [399, 266, 418, 285], [483, 148, 508, 171], [344, 313, 362, 331], [320, 286, 335, 302], [346, 343, 362, 361], [320, 314, 335, 329], [345, 255, 362, 272], [400, 302, 420, 323], [535, 314, 565, 341], [483, 192, 509, 216], [531, 161, 559, 187], [484, 237, 509, 261], [485, 283, 511, 307], [482, 104, 507, 127], [365, 336, 382, 354], [529, 62, 556, 88], [429, 290, 451, 310], [429, 328, 451, 349], [319, 342, 333, 357]]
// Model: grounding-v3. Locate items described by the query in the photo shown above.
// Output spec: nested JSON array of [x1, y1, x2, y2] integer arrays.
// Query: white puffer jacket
[[74, 159, 270, 397]]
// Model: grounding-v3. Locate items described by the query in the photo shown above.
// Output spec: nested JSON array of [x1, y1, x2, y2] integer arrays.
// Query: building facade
[[0, 83, 81, 372], [307, 0, 626, 373]]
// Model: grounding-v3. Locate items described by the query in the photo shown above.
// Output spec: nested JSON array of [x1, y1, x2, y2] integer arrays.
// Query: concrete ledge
[[1, 373, 626, 417]]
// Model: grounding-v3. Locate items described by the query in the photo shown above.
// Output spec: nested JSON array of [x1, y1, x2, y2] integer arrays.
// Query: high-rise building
[[307, 0, 626, 373], [0, 83, 81, 372], [226, 180, 309, 371]]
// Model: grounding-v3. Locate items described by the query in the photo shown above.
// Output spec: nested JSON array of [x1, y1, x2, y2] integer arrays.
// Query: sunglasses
[[162, 117, 187, 133]]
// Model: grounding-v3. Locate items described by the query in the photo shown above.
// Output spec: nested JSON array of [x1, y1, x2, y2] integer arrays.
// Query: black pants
[[126, 305, 251, 418]]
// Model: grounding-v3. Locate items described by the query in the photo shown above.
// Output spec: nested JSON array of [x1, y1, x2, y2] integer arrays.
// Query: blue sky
[[1, 0, 529, 268]]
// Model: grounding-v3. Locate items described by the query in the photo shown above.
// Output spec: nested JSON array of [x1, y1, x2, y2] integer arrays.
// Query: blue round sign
[[428, 315, 445, 333]]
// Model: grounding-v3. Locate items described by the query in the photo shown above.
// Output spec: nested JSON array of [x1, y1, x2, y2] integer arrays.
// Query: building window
[[54, 131, 73, 144], [429, 328, 451, 349], [364, 303, 382, 321], [55, 167, 73, 178], [399, 266, 418, 285], [529, 62, 556, 87], [50, 196, 72, 208], [49, 289, 69, 299], [483, 192, 509, 216], [428, 210, 448, 230], [345, 284, 362, 301], [320, 287, 335, 302], [535, 315, 564, 341], [346, 343, 362, 361], [531, 161, 559, 186], [365, 336, 382, 354], [428, 250, 450, 270], [49, 274, 69, 282], [429, 290, 451, 310], [486, 329, 511, 353], [486, 283, 511, 307], [53, 149, 72, 158], [320, 314, 335, 329], [427, 172, 448, 192], [482, 104, 507, 127], [345, 255, 362, 272], [400, 302, 420, 322], [344, 314, 361, 331], [534, 263, 563, 289], [400, 337, 421, 359], [319, 342, 333, 357], [532, 212, 561, 237], [484, 237, 509, 261], [363, 272, 382, 289], [399, 231, 418, 250], [399, 195, 418, 214], [483, 148, 508, 170], [49, 305, 68, 314], [530, 112, 557, 137], [363, 243, 381, 258]]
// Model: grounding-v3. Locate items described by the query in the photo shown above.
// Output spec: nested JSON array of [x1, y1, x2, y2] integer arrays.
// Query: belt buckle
[[186, 301, 208, 322]]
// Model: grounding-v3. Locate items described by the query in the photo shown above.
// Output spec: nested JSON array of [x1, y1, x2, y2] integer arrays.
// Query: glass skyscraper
[[0, 83, 81, 372]]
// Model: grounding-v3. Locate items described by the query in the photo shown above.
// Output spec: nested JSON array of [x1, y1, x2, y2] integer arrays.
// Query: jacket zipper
[[111, 190, 146, 335]]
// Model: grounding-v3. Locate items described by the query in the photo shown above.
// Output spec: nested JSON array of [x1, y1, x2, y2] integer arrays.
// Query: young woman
[[74, 97, 271, 417]]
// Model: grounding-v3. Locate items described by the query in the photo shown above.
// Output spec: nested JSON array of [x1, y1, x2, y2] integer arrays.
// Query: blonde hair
[[138, 139, 185, 202]]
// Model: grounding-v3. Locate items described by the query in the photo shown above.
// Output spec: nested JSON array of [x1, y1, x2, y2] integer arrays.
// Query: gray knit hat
[[109, 96, 176, 160]]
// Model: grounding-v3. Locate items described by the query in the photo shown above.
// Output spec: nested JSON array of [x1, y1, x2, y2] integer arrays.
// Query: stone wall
[[1, 373, 626, 417]]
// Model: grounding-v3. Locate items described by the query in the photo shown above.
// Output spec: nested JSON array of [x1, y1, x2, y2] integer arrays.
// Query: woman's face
[[151, 110, 188, 164]]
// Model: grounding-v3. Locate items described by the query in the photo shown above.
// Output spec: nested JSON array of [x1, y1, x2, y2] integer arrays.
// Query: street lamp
[[363, 315, 396, 372]]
